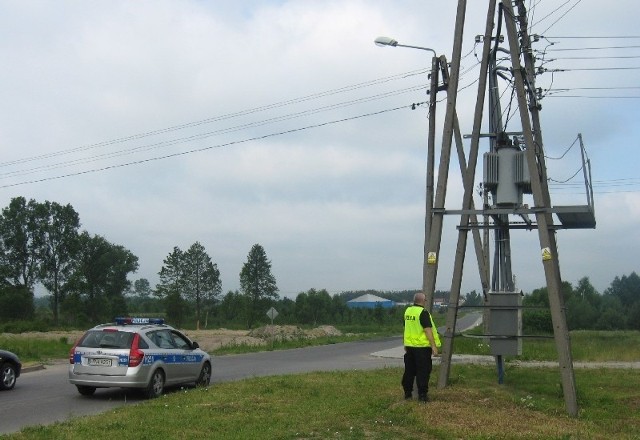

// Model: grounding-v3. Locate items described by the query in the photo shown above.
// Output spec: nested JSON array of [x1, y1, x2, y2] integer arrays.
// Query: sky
[[0, 0, 638, 299]]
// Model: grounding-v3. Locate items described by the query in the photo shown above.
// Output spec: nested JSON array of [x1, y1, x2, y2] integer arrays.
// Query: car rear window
[[78, 330, 135, 349]]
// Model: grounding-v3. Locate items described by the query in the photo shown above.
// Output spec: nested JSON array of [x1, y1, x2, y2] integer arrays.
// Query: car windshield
[[78, 330, 134, 349]]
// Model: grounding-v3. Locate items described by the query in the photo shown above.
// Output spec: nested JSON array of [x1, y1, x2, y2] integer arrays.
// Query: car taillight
[[129, 334, 144, 367], [69, 339, 80, 364]]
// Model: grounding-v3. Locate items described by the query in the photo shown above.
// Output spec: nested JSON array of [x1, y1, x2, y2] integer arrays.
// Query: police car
[[68, 317, 211, 398]]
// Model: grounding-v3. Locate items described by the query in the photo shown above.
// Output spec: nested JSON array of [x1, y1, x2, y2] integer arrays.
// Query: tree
[[629, 302, 640, 330], [566, 295, 597, 330], [132, 278, 153, 299], [595, 295, 626, 330], [155, 244, 222, 328], [566, 277, 599, 330], [65, 232, 138, 323], [522, 286, 552, 333], [182, 242, 222, 329], [126, 278, 163, 314], [156, 246, 186, 321], [156, 247, 185, 296], [463, 290, 483, 307], [219, 290, 246, 326], [296, 288, 331, 326], [239, 244, 278, 328], [330, 295, 348, 324], [605, 272, 640, 309], [39, 201, 81, 326], [0, 197, 47, 289], [0, 286, 34, 321]]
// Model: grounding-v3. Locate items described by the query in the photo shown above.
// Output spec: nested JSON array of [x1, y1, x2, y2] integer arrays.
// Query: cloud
[[0, 1, 637, 299]]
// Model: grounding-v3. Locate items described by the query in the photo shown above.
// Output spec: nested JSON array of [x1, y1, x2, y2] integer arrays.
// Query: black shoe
[[418, 394, 429, 403], [404, 393, 412, 400]]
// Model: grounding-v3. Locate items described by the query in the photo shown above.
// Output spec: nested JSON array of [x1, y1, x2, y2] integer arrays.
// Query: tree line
[[0, 197, 280, 330], [1, 196, 638, 333], [0, 197, 138, 327], [523, 273, 640, 332]]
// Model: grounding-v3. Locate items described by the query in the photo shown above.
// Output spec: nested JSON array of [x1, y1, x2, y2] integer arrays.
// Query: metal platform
[[553, 205, 596, 229]]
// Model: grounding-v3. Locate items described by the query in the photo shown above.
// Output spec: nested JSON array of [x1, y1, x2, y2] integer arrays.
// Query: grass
[[4, 326, 640, 364], [2, 329, 640, 438], [5, 365, 640, 439], [452, 329, 640, 362], [0, 335, 71, 363]]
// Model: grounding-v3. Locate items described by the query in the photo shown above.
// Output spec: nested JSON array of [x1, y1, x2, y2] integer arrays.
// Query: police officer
[[402, 292, 441, 402]]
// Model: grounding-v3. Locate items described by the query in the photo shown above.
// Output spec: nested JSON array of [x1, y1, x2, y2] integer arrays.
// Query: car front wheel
[[196, 362, 211, 387], [0, 363, 17, 390], [144, 369, 165, 398]]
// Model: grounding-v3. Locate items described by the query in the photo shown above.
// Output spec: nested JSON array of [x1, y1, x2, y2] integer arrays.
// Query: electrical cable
[[545, 135, 578, 160], [0, 68, 430, 169], [534, 0, 583, 35], [0, 84, 427, 180], [0, 104, 418, 189]]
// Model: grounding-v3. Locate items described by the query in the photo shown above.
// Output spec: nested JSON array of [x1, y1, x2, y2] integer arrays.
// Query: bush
[[0, 319, 50, 333]]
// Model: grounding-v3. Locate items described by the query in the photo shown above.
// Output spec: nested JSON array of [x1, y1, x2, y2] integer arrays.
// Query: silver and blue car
[[68, 317, 211, 398]]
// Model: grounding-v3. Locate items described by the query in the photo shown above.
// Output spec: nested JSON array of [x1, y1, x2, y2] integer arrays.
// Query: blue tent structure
[[346, 293, 395, 309]]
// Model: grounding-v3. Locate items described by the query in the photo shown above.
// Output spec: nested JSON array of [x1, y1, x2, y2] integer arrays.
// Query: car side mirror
[[192, 341, 200, 349]]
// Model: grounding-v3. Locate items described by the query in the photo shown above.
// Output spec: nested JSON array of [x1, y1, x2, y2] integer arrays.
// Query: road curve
[[0, 337, 404, 435]]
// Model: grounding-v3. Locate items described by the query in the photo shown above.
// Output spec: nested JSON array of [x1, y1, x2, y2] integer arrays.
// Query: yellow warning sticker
[[427, 252, 437, 264], [541, 247, 552, 261]]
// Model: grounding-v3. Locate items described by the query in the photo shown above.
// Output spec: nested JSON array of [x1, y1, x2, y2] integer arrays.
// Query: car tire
[[0, 362, 17, 390], [143, 369, 164, 399], [196, 362, 211, 387], [76, 385, 96, 396]]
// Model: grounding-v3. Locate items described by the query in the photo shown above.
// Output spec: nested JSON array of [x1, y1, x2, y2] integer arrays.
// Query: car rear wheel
[[0, 362, 17, 390], [144, 369, 164, 398], [196, 362, 211, 387], [76, 385, 96, 396]]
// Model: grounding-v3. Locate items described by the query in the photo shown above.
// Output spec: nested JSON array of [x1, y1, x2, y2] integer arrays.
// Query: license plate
[[88, 358, 112, 367]]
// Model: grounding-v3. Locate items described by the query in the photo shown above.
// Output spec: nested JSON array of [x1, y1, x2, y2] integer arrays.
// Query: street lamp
[[374, 35, 440, 312], [374, 36, 437, 57]]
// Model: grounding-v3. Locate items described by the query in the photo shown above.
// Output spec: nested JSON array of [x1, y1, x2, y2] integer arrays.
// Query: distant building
[[346, 294, 395, 309]]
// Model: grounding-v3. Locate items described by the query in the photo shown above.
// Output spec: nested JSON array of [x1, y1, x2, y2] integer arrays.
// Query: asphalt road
[[1, 312, 483, 435], [0, 336, 405, 435]]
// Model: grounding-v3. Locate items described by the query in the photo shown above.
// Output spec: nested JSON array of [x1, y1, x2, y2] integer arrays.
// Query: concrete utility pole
[[421, 0, 596, 417], [435, 0, 497, 388], [501, 0, 578, 416]]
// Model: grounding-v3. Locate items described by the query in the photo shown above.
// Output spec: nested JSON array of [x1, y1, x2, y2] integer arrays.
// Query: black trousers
[[402, 346, 433, 397]]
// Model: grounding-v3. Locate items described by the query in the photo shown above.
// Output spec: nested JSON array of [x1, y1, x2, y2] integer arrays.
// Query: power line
[[0, 104, 417, 189], [545, 95, 640, 99], [549, 55, 640, 60], [545, 45, 640, 51], [545, 135, 578, 160], [0, 84, 427, 180], [0, 68, 430, 169], [532, 0, 583, 35], [543, 36, 640, 39], [542, 66, 640, 71]]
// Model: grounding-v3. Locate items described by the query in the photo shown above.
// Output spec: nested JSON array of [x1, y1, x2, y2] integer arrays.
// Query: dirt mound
[[183, 329, 263, 352], [249, 324, 342, 341]]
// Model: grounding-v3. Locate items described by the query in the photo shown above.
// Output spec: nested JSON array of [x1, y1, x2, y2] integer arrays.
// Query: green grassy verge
[[452, 329, 640, 362], [0, 336, 71, 363], [5, 365, 640, 439]]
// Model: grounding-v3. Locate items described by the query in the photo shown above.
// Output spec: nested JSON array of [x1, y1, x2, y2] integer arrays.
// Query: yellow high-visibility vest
[[404, 305, 441, 348]]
